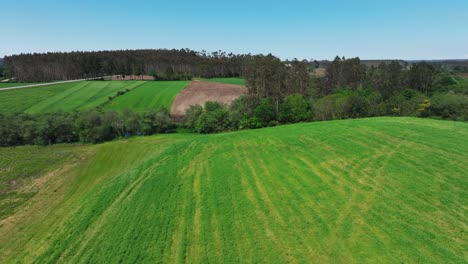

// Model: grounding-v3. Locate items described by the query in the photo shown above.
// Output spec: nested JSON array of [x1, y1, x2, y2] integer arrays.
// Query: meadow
[[0, 117, 466, 263], [202, 77, 246, 85], [0, 83, 38, 88], [0, 81, 189, 113], [104, 81, 188, 111]]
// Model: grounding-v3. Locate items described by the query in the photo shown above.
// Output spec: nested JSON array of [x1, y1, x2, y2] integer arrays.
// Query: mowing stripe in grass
[[0, 117, 466, 263]]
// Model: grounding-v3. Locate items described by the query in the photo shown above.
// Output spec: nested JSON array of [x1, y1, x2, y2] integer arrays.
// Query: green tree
[[287, 59, 312, 95], [279, 94, 311, 123], [182, 105, 204, 129], [346, 95, 370, 118], [408, 62, 436, 94], [254, 98, 276, 127], [245, 54, 287, 113], [195, 102, 229, 133], [228, 96, 251, 129]]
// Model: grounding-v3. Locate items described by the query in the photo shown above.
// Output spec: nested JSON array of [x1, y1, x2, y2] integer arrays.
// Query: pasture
[[1, 117, 466, 263], [0, 82, 38, 88], [202, 77, 246, 86], [104, 81, 188, 111], [0, 81, 188, 113]]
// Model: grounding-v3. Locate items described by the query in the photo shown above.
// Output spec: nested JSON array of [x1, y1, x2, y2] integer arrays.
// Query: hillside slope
[[0, 117, 467, 263], [0, 81, 188, 113]]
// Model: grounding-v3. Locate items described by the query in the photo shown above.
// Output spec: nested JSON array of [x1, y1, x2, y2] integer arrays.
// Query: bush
[[313, 92, 350, 121], [239, 117, 263, 129], [279, 94, 311, 123], [182, 105, 204, 129], [430, 92, 468, 120], [417, 99, 432, 117], [387, 90, 427, 116], [254, 98, 276, 127], [345, 95, 369, 118], [194, 102, 229, 133], [228, 96, 251, 129], [195, 109, 229, 133]]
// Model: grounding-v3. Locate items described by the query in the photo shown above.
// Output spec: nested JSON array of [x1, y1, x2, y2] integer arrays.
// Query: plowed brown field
[[170, 80, 247, 116]]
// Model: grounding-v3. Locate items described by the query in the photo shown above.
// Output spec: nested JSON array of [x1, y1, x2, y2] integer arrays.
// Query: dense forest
[[3, 49, 251, 82], [0, 51, 467, 146]]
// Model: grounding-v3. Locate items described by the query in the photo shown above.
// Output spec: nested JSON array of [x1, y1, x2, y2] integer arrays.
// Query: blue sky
[[1, 0, 467, 60]]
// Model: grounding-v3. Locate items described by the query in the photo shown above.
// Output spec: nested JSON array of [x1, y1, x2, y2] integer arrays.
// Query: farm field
[[202, 77, 246, 85], [0, 81, 189, 114], [0, 117, 466, 263], [171, 80, 247, 116], [0, 82, 38, 88], [104, 81, 189, 111], [0, 83, 77, 113]]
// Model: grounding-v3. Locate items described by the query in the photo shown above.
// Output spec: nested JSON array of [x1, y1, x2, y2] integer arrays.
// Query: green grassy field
[[0, 117, 467, 263], [0, 81, 188, 113], [202, 77, 246, 85], [0, 83, 38, 88], [104, 81, 189, 111]]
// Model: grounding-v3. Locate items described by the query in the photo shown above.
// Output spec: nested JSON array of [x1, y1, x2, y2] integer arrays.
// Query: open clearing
[[0, 81, 187, 113], [0, 117, 466, 263], [171, 80, 247, 116]]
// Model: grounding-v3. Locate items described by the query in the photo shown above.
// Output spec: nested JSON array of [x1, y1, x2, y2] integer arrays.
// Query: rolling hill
[[1, 117, 466, 263]]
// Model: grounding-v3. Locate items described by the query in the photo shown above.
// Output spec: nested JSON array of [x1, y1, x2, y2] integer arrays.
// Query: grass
[[0, 117, 467, 263], [104, 81, 189, 111], [0, 84, 71, 113], [202, 77, 246, 85], [25, 81, 145, 113], [0, 144, 83, 220], [0, 81, 187, 114], [0, 83, 38, 88]]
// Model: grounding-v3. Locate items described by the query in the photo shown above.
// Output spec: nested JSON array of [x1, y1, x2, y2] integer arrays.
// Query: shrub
[[279, 94, 311, 123], [228, 96, 251, 129], [431, 92, 468, 120], [182, 105, 204, 129], [254, 98, 276, 127], [194, 102, 229, 133], [417, 99, 432, 117], [239, 117, 263, 129], [346, 95, 370, 118]]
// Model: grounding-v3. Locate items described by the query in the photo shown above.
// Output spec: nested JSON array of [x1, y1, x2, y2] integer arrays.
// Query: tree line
[[0, 53, 467, 147], [180, 55, 467, 133], [0, 108, 173, 146], [3, 49, 251, 82]]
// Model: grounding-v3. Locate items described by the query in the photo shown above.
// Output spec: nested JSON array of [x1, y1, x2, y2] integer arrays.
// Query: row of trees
[[177, 55, 467, 133], [2, 84, 465, 147], [1, 52, 466, 147], [322, 56, 444, 96], [236, 54, 468, 123], [0, 108, 173, 146], [179, 89, 466, 134], [3, 49, 252, 82]]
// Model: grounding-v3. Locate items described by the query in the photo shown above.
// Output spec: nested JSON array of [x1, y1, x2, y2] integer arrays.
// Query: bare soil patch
[[170, 80, 247, 117]]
